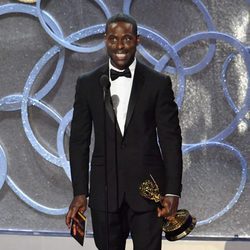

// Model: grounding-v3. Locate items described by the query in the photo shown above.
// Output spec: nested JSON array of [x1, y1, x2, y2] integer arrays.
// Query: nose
[[117, 39, 125, 50]]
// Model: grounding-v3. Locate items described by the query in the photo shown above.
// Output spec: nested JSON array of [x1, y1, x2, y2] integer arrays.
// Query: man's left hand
[[157, 196, 179, 220]]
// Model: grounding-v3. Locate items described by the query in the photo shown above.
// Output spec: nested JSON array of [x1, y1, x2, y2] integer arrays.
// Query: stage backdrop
[[0, 0, 249, 239]]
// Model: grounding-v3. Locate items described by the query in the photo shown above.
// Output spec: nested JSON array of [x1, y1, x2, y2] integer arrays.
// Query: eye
[[124, 36, 133, 42], [108, 36, 117, 43]]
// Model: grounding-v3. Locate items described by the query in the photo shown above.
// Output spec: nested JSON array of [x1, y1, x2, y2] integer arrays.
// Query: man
[[66, 13, 183, 250]]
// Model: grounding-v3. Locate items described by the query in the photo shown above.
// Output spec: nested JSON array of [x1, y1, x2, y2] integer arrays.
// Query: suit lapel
[[100, 64, 123, 137], [100, 64, 114, 121], [123, 61, 145, 138]]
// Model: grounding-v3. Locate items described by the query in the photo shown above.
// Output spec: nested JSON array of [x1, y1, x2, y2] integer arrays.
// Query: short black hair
[[105, 13, 138, 35]]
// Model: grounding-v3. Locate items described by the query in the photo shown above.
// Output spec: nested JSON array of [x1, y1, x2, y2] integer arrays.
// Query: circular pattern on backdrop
[[0, 0, 248, 227]]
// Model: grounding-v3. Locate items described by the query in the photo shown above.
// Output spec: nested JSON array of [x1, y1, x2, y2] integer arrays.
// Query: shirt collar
[[109, 58, 137, 76]]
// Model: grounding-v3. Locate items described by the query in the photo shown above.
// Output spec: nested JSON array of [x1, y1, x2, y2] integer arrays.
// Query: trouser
[[91, 199, 163, 250]]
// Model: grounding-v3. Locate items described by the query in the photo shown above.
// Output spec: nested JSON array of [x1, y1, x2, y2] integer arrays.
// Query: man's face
[[105, 21, 139, 70]]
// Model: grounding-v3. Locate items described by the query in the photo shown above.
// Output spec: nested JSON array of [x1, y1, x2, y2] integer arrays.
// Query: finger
[[70, 206, 79, 219], [157, 207, 162, 217], [166, 215, 176, 221], [79, 206, 86, 214], [158, 208, 168, 218], [168, 206, 178, 217], [65, 211, 72, 228], [167, 210, 175, 217], [158, 207, 167, 216], [162, 208, 170, 218]]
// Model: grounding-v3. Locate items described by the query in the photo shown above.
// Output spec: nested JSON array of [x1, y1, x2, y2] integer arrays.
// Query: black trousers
[[91, 200, 163, 250]]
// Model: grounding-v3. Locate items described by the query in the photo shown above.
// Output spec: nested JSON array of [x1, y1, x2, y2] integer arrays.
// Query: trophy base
[[163, 209, 197, 241]]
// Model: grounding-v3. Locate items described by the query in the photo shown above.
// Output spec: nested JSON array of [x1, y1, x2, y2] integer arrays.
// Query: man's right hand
[[65, 194, 87, 229]]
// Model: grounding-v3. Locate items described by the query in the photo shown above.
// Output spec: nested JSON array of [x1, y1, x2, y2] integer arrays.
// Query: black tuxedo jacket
[[69, 61, 183, 212]]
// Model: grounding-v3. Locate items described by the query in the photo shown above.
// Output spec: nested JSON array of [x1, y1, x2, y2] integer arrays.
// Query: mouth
[[114, 52, 127, 60]]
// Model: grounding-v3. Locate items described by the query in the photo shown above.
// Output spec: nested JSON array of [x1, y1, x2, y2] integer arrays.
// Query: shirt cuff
[[165, 194, 180, 198]]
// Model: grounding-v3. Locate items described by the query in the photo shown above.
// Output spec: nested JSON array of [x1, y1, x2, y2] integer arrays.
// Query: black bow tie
[[110, 68, 131, 81]]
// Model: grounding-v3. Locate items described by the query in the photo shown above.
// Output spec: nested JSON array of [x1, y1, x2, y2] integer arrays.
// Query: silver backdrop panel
[[0, 0, 249, 238]]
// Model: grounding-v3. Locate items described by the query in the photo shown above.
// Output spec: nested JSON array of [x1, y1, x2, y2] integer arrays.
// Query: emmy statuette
[[139, 175, 196, 241]]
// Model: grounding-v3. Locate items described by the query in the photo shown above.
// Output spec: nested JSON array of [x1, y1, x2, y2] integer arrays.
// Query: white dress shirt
[[109, 59, 136, 135]]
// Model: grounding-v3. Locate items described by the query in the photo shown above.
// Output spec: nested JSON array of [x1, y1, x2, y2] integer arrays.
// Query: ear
[[136, 35, 140, 45], [104, 33, 108, 44]]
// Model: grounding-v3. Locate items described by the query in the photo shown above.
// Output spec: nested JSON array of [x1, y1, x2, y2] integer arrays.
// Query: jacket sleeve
[[155, 75, 183, 196], [69, 77, 92, 197]]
